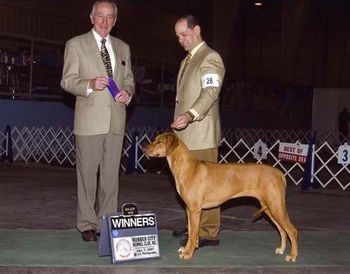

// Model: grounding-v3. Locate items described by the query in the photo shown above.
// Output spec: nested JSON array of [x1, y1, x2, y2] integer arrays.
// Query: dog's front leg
[[178, 208, 201, 260]]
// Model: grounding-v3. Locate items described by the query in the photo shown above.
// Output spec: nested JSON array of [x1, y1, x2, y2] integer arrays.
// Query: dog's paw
[[179, 250, 193, 260], [285, 254, 296, 263], [275, 247, 284, 255], [178, 247, 185, 253]]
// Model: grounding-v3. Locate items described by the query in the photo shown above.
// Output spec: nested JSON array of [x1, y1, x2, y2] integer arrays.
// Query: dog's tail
[[251, 205, 268, 220]]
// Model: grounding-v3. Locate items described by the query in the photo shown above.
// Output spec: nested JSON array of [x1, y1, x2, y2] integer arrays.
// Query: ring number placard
[[337, 143, 350, 165], [253, 140, 267, 160]]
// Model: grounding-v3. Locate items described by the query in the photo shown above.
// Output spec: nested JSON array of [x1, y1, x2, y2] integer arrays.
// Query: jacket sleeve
[[60, 39, 90, 97]]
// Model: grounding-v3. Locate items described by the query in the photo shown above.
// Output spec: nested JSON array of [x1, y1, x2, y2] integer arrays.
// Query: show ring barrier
[[1, 126, 349, 190]]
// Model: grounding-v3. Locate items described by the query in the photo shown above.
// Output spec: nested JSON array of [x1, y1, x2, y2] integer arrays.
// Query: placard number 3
[[337, 144, 350, 165]]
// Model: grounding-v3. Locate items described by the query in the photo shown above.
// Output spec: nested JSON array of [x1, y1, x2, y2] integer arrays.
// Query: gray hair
[[90, 1, 118, 19]]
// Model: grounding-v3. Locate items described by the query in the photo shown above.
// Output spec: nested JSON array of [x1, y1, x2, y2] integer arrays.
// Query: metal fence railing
[[1, 126, 349, 191]]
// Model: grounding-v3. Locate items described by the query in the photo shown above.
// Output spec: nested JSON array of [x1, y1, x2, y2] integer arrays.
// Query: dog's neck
[[166, 143, 198, 185]]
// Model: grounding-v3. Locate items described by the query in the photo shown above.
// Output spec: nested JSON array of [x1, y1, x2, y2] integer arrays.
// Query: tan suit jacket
[[61, 30, 135, 136], [174, 42, 225, 150]]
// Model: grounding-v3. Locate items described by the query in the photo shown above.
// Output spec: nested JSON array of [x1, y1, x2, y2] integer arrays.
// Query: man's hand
[[171, 112, 193, 130], [115, 89, 130, 104], [89, 76, 109, 91]]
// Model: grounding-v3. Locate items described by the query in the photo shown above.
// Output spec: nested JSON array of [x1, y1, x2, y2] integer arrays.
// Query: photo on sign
[[113, 237, 134, 261]]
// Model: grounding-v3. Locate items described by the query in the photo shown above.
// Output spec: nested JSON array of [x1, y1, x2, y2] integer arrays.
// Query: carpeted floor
[[1, 163, 350, 273], [1, 229, 350, 269]]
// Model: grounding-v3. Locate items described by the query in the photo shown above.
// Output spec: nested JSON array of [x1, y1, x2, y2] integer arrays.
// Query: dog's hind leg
[[263, 206, 287, 255], [266, 204, 298, 262], [278, 213, 298, 263]]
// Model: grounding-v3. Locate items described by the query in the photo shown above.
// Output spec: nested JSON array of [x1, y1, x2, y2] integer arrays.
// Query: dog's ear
[[165, 133, 179, 155]]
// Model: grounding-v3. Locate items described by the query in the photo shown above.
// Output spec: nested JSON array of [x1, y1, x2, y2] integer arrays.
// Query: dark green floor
[[1, 229, 350, 273], [1, 163, 350, 273]]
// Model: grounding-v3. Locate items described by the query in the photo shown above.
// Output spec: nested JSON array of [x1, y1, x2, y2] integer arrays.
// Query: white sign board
[[278, 142, 309, 163], [109, 213, 160, 263], [98, 212, 160, 264]]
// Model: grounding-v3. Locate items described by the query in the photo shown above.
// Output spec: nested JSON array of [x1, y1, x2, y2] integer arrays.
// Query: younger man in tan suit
[[171, 14, 225, 247]]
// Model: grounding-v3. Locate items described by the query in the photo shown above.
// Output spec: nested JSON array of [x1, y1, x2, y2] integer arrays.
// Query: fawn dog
[[143, 132, 298, 262]]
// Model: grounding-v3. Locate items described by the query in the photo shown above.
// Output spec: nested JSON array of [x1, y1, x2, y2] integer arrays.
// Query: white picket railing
[[0, 130, 7, 160], [1, 126, 349, 190]]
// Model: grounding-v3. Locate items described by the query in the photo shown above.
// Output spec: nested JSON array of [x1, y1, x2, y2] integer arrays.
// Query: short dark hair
[[181, 14, 201, 29]]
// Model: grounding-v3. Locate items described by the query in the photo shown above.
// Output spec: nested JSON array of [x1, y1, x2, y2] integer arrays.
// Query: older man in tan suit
[[171, 15, 225, 247], [61, 1, 134, 242]]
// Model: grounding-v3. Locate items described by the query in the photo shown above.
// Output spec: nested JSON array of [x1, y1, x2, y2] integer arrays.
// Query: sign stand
[[98, 203, 161, 263]]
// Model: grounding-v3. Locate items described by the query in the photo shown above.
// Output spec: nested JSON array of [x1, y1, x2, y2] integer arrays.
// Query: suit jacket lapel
[[177, 59, 186, 85], [177, 43, 208, 93], [111, 39, 119, 79]]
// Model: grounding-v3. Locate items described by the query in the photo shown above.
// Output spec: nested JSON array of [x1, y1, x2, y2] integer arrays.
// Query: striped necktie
[[100, 38, 113, 78], [179, 52, 192, 83]]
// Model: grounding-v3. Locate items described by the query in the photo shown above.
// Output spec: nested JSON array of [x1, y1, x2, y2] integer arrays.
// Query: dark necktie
[[100, 38, 113, 78], [179, 52, 192, 83]]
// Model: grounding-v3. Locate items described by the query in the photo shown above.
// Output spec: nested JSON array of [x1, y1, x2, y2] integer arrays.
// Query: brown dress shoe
[[81, 230, 97, 242], [172, 228, 188, 237]]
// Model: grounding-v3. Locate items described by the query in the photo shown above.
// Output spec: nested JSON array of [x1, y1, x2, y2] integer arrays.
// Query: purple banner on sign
[[107, 78, 120, 99]]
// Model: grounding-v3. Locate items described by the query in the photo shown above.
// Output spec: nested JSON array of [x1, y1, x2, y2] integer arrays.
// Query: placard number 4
[[253, 140, 267, 160]]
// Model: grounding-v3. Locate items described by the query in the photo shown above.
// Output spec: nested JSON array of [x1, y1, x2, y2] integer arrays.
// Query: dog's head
[[143, 132, 179, 157]]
